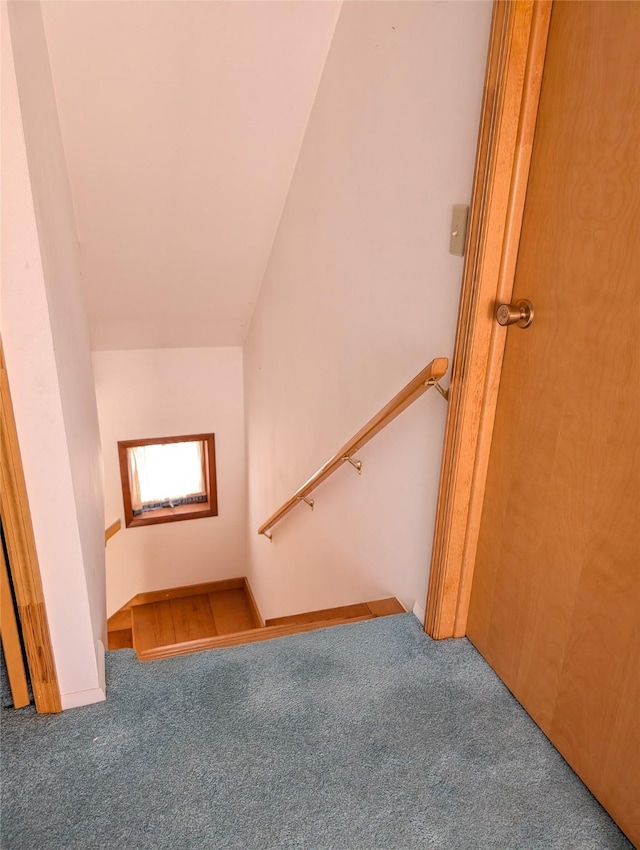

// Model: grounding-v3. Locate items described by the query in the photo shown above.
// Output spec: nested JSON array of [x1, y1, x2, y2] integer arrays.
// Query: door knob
[[496, 299, 534, 328]]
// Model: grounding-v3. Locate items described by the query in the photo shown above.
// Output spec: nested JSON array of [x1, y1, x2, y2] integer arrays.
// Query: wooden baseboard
[[107, 609, 132, 632], [109, 578, 246, 623], [366, 598, 405, 617], [266, 598, 405, 627], [266, 602, 372, 627], [243, 577, 265, 628]]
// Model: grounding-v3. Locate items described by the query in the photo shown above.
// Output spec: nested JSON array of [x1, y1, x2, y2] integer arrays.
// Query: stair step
[[107, 609, 132, 632], [107, 628, 133, 650], [209, 588, 260, 634], [135, 614, 375, 661], [131, 595, 405, 662], [363, 597, 405, 616], [109, 577, 406, 662], [132, 588, 259, 656]]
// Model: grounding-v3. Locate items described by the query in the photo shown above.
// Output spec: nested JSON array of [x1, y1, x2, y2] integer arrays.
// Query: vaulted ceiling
[[41, 1, 342, 350]]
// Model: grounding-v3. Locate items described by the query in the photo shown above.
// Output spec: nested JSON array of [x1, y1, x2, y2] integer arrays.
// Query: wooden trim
[[107, 578, 247, 626], [117, 433, 218, 528], [366, 597, 405, 617], [0, 343, 61, 712], [136, 616, 376, 661], [243, 577, 265, 628], [107, 609, 132, 632], [265, 602, 373, 627], [0, 541, 31, 708], [425, 0, 552, 639], [104, 519, 121, 544], [266, 598, 405, 626], [107, 629, 133, 651], [258, 357, 448, 537], [134, 598, 405, 661]]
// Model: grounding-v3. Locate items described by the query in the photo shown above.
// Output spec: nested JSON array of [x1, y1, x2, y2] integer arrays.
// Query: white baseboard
[[61, 686, 106, 710], [412, 599, 426, 627]]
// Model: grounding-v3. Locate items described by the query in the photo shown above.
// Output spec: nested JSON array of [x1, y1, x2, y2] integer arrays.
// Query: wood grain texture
[[170, 595, 217, 643], [131, 584, 258, 653], [107, 609, 132, 632], [425, 0, 552, 639], [207, 588, 257, 635], [467, 3, 640, 844], [366, 598, 406, 617], [127, 590, 405, 661], [258, 358, 448, 537], [132, 601, 177, 654], [132, 594, 222, 653], [0, 344, 61, 713], [266, 603, 372, 627], [113, 578, 245, 614], [107, 629, 133, 650], [0, 541, 31, 708], [136, 616, 376, 661]]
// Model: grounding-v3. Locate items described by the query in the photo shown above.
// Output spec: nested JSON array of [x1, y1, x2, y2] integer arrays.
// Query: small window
[[118, 434, 217, 528]]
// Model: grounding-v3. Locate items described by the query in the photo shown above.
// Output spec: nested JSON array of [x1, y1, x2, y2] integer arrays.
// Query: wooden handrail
[[258, 357, 449, 538], [105, 519, 122, 545]]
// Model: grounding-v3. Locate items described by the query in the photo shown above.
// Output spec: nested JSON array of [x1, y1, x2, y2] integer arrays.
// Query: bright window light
[[118, 434, 217, 528], [129, 441, 205, 509]]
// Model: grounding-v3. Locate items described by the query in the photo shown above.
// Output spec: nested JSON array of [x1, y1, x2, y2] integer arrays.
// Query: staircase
[[107, 578, 406, 661]]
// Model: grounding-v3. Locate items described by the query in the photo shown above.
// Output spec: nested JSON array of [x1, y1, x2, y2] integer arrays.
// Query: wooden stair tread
[[111, 578, 406, 662], [134, 596, 405, 661], [133, 594, 217, 653], [131, 585, 260, 654], [107, 628, 133, 650], [170, 594, 218, 643], [136, 614, 375, 661], [208, 588, 259, 634], [366, 597, 406, 616]]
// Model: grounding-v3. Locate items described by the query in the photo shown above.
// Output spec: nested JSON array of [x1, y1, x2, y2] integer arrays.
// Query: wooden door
[[466, 2, 640, 844]]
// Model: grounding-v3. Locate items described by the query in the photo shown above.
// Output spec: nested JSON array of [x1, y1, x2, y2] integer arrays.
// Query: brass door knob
[[496, 299, 534, 328]]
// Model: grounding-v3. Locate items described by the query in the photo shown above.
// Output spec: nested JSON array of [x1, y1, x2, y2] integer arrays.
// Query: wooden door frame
[[425, 0, 553, 639], [0, 342, 62, 712]]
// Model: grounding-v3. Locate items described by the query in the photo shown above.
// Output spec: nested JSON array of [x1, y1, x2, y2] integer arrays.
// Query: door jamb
[[425, 0, 553, 639], [0, 342, 62, 712]]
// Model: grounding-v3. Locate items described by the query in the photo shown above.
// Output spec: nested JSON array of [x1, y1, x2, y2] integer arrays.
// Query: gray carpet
[[0, 615, 632, 850]]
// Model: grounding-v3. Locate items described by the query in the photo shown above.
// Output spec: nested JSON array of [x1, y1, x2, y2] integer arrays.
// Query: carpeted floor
[[0, 615, 632, 850]]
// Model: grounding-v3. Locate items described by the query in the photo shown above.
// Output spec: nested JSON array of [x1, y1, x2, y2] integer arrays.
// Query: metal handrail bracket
[[258, 357, 449, 539]]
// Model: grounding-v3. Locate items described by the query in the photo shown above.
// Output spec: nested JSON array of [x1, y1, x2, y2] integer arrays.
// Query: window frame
[[117, 433, 218, 528]]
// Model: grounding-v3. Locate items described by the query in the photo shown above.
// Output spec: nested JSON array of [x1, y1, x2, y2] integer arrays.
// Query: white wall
[[93, 348, 247, 616], [40, 0, 342, 351], [243, 1, 492, 620], [1, 1, 105, 709]]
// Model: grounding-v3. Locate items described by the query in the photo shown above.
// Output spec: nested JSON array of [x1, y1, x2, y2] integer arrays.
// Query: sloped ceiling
[[40, 1, 342, 350]]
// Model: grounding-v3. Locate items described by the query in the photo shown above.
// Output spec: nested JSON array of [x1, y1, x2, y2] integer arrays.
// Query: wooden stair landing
[[133, 587, 259, 656], [107, 579, 405, 662]]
